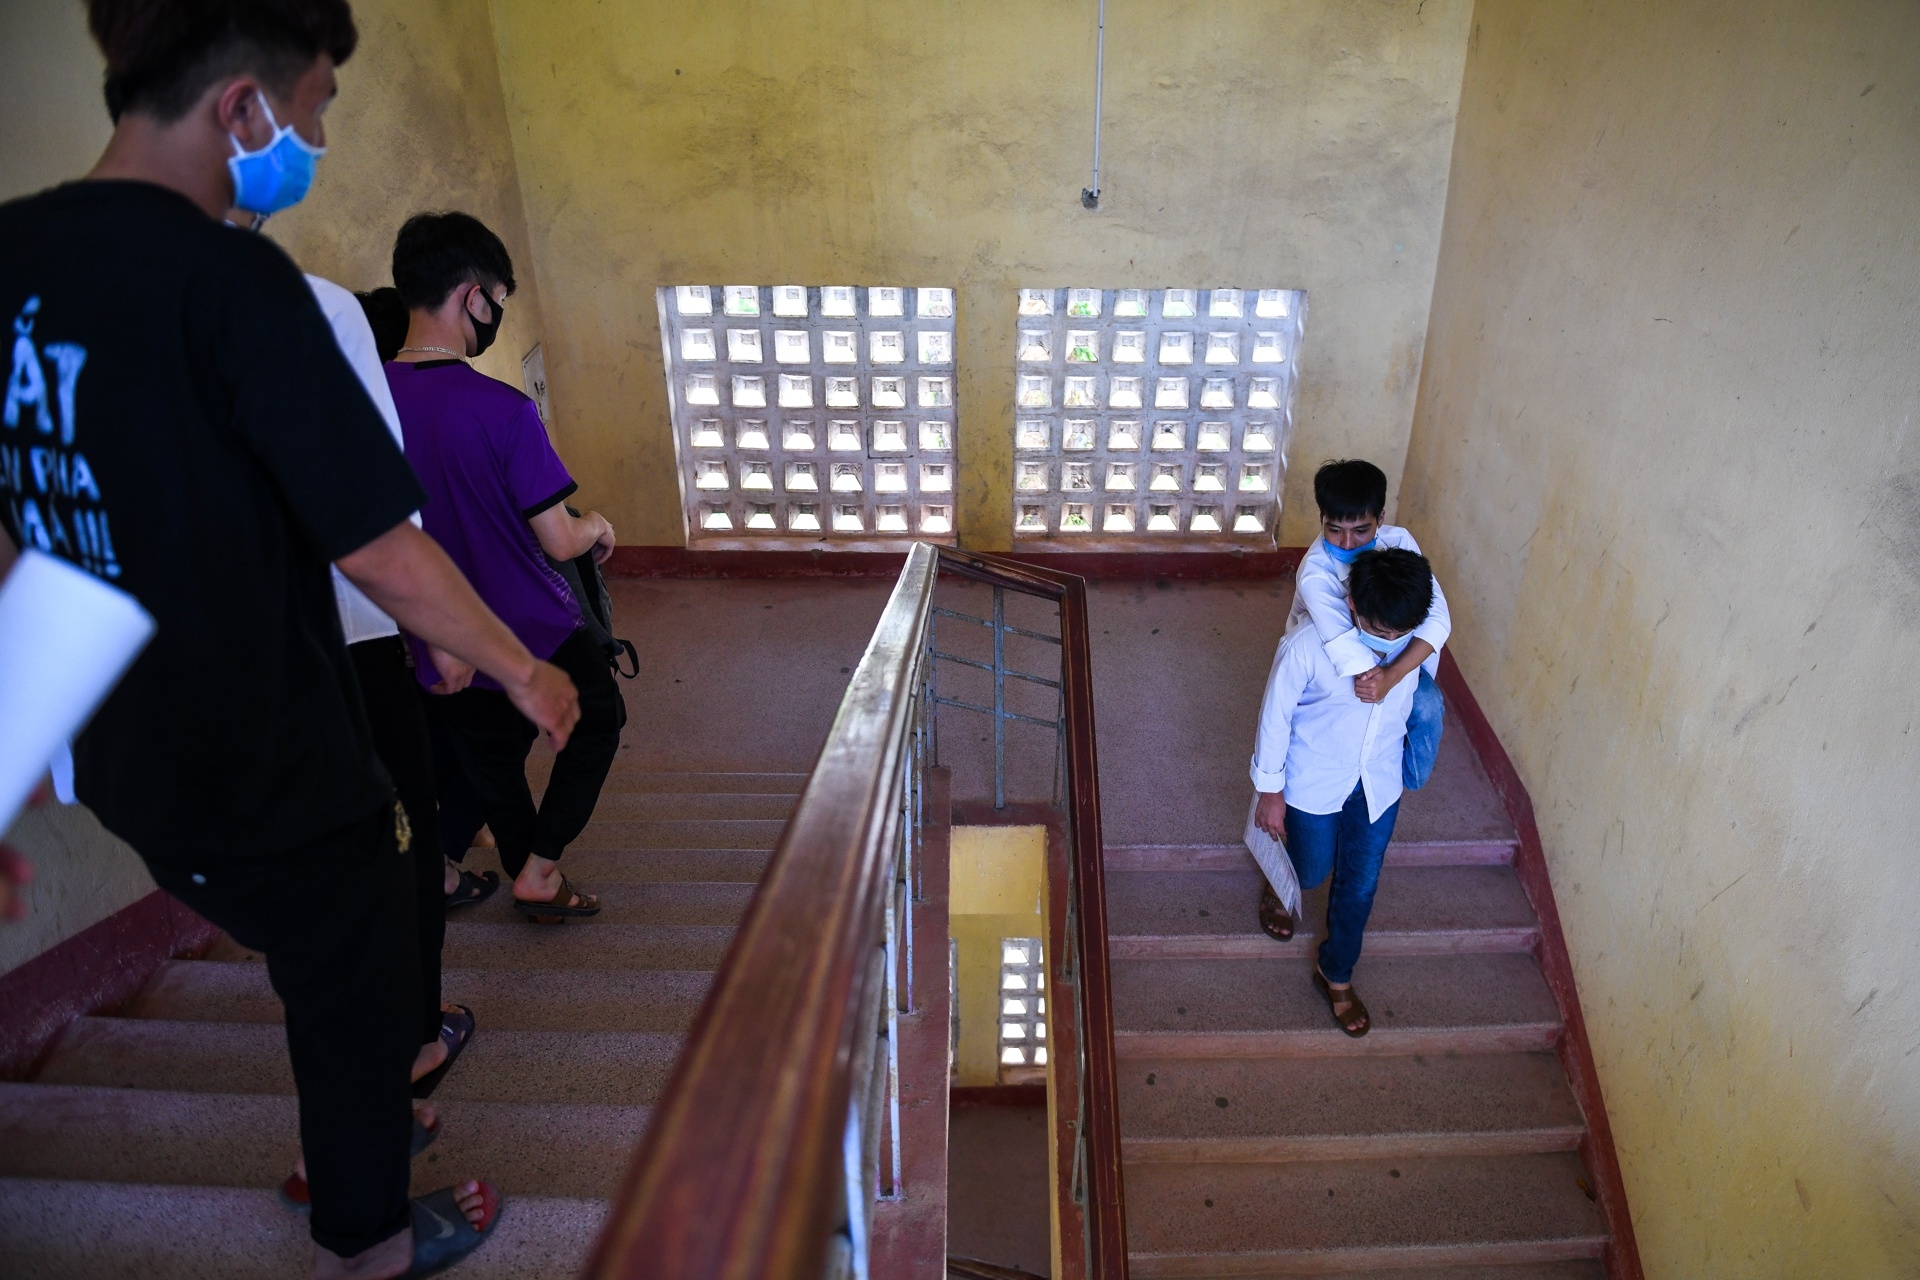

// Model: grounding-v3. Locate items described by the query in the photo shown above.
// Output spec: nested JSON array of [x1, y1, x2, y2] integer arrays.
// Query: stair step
[[567, 817, 787, 850], [0, 1083, 644, 1200], [1107, 841, 1516, 872], [515, 846, 772, 884], [1118, 1051, 1583, 1162], [558, 769, 808, 795], [206, 920, 735, 972], [584, 790, 798, 820], [449, 879, 756, 927], [0, 1178, 604, 1279], [1280, 1266, 1605, 1280], [1388, 729, 1518, 848], [1109, 866, 1539, 959], [129, 960, 712, 1033], [1123, 1153, 1606, 1276], [40, 1017, 679, 1105], [1112, 954, 1562, 1058]]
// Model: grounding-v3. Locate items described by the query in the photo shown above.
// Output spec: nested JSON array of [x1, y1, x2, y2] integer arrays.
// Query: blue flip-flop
[[406, 1182, 503, 1277]]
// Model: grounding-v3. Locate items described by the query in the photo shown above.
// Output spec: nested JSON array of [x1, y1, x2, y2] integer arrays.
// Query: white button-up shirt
[[1249, 622, 1417, 822], [305, 275, 418, 646], [1286, 524, 1450, 679]]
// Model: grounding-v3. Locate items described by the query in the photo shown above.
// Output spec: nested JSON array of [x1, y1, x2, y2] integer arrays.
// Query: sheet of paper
[[0, 551, 154, 831], [1243, 793, 1301, 916]]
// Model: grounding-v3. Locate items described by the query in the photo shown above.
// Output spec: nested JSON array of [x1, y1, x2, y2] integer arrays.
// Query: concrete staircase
[[1106, 714, 1611, 1277], [0, 767, 805, 1278]]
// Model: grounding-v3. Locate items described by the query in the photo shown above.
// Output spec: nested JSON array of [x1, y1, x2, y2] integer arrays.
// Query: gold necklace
[[398, 345, 467, 360]]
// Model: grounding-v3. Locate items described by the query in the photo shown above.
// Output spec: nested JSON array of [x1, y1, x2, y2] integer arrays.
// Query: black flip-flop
[[445, 868, 499, 913], [406, 1182, 502, 1277], [411, 1005, 475, 1099], [279, 1113, 440, 1212]]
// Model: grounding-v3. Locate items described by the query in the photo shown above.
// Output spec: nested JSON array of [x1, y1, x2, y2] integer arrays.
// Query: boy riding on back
[[1251, 548, 1437, 1036], [1256, 459, 1450, 940]]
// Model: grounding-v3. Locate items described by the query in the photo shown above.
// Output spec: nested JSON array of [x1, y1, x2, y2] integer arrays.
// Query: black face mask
[[468, 290, 504, 357]]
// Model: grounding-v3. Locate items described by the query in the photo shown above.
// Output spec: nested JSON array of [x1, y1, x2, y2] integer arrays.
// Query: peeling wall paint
[[483, 0, 1473, 548], [1401, 1, 1920, 1272]]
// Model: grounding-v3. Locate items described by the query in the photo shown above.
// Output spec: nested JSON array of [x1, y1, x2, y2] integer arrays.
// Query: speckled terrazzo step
[[130, 959, 713, 1033], [38, 1017, 679, 1107], [1108, 865, 1541, 960], [1112, 953, 1563, 1059], [0, 1178, 605, 1279], [1123, 1152, 1607, 1276], [1118, 1051, 1584, 1163], [0, 1083, 644, 1201]]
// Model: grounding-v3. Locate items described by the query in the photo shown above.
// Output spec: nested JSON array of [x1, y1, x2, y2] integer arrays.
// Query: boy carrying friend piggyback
[[1247, 460, 1450, 1036]]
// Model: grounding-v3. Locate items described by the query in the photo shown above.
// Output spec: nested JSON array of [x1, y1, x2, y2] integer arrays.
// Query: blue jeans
[[1284, 783, 1401, 984], [1402, 668, 1445, 790]]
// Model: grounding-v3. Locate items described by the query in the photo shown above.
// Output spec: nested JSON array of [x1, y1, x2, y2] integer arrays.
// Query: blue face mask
[[1354, 626, 1412, 663], [227, 97, 324, 217], [1323, 534, 1378, 565]]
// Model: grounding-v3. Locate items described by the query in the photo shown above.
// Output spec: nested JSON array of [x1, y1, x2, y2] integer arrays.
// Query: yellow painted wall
[[484, 0, 1474, 548], [1400, 1, 1920, 1273], [949, 825, 1046, 1087], [265, 0, 548, 392]]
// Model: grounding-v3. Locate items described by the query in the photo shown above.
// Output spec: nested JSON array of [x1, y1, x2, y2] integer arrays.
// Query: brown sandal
[[1313, 968, 1370, 1037], [1258, 883, 1294, 941], [512, 874, 600, 921]]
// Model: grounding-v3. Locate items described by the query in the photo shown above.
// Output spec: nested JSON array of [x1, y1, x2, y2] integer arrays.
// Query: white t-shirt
[[304, 275, 417, 645]]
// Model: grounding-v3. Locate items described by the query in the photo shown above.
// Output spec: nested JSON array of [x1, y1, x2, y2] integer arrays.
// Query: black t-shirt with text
[[0, 181, 424, 867]]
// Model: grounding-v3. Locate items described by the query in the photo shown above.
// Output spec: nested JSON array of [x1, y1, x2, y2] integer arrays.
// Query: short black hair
[[1313, 459, 1388, 522], [391, 212, 517, 312], [89, 0, 357, 123], [1348, 548, 1433, 634], [355, 287, 408, 364]]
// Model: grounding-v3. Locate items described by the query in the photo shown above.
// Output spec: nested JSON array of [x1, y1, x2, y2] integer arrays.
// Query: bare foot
[[412, 1036, 448, 1083], [511, 854, 594, 909], [443, 858, 461, 896]]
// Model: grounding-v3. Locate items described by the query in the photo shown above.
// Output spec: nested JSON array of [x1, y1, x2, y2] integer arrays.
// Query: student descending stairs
[[0, 757, 806, 1277], [1106, 706, 1612, 1276]]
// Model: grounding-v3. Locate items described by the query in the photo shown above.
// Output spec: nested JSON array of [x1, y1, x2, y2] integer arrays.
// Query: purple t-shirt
[[386, 360, 583, 690]]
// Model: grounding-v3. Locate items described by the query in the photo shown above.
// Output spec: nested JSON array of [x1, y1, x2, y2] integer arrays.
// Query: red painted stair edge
[[1437, 650, 1645, 1280], [0, 888, 220, 1079]]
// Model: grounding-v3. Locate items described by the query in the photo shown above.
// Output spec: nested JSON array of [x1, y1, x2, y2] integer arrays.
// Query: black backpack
[[547, 507, 639, 679]]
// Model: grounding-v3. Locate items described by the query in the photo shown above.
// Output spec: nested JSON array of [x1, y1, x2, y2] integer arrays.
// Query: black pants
[[152, 808, 416, 1258], [349, 635, 446, 1046], [427, 626, 624, 878]]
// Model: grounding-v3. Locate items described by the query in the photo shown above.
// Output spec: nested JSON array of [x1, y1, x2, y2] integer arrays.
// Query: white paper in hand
[[1243, 794, 1301, 917], [0, 551, 154, 830]]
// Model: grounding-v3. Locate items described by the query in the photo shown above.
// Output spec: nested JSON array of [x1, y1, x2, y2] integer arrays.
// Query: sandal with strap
[[279, 1112, 440, 1212], [1313, 968, 1371, 1037], [512, 874, 600, 922], [412, 1006, 476, 1100], [445, 868, 498, 913], [406, 1181, 503, 1277], [1258, 883, 1294, 941]]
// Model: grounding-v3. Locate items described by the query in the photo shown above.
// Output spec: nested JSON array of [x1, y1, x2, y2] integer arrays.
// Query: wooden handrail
[[582, 543, 1127, 1278]]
